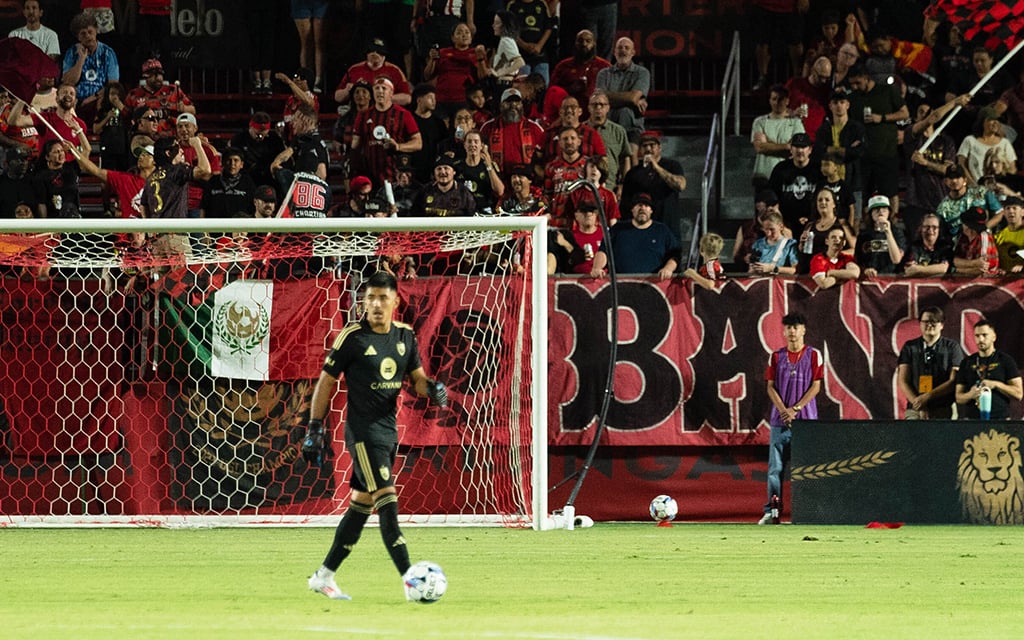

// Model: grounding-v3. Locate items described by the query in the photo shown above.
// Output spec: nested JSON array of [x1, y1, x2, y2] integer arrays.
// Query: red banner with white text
[[549, 277, 1024, 447]]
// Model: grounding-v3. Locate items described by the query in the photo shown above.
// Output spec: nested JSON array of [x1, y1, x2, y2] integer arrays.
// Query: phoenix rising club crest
[[216, 301, 271, 354]]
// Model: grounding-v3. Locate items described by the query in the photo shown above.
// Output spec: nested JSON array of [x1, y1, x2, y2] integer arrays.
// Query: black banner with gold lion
[[792, 421, 1024, 525]]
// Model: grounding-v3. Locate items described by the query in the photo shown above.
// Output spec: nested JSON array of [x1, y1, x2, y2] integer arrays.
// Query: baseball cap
[[141, 58, 163, 75], [639, 130, 661, 144], [434, 155, 455, 169], [790, 132, 812, 147], [508, 163, 533, 178], [176, 113, 197, 127], [631, 193, 654, 208], [1003, 195, 1024, 208], [866, 194, 891, 211], [349, 175, 373, 192], [367, 38, 388, 55], [254, 185, 277, 202], [829, 89, 850, 102], [221, 146, 243, 162], [961, 206, 988, 232], [501, 88, 523, 102], [132, 144, 154, 158]]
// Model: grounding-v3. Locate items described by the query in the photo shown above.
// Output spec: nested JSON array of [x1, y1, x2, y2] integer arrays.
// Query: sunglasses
[[142, 115, 161, 122]]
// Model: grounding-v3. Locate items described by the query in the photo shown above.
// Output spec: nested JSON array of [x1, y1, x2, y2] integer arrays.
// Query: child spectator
[[683, 232, 726, 290]]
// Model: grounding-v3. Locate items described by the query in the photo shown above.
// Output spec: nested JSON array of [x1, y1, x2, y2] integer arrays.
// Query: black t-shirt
[[955, 350, 1022, 420], [201, 173, 256, 218], [32, 164, 81, 218], [292, 131, 329, 175], [897, 336, 965, 405], [768, 159, 822, 232], [322, 319, 424, 443], [453, 158, 497, 213], [855, 225, 906, 274]]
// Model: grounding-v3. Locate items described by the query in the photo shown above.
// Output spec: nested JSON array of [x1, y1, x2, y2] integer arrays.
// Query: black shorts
[[749, 5, 804, 47], [346, 438, 398, 494]]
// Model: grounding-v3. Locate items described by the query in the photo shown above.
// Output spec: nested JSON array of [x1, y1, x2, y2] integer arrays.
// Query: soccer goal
[[0, 216, 548, 530]]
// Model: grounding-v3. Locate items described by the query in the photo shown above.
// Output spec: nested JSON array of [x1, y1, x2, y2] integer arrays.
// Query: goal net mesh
[[0, 221, 539, 528]]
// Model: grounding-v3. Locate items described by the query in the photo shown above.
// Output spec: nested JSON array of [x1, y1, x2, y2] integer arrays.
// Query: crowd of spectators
[[3, 2, 1024, 282], [734, 2, 1024, 287], [0, 1, 682, 279]]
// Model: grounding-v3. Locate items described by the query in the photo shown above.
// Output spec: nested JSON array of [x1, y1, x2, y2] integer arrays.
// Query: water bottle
[[770, 494, 780, 524], [802, 230, 815, 254], [978, 386, 992, 420]]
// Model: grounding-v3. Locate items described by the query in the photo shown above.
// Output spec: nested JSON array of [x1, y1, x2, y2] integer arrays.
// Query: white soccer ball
[[403, 561, 447, 604], [649, 494, 679, 522]]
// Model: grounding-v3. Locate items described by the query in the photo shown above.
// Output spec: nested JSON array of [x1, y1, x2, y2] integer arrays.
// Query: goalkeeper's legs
[[322, 496, 373, 571], [374, 489, 411, 575], [309, 496, 372, 600]]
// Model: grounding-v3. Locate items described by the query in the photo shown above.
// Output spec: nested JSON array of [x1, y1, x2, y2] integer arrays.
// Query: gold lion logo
[[956, 429, 1024, 525]]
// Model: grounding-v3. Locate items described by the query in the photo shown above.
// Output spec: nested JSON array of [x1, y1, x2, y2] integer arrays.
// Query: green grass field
[[2, 524, 1022, 639]]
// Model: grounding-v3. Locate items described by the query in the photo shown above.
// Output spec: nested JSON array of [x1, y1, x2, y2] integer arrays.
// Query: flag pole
[[918, 38, 1024, 153]]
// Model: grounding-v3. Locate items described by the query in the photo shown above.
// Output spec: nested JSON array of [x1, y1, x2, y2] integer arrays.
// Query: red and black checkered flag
[[927, 0, 1024, 55]]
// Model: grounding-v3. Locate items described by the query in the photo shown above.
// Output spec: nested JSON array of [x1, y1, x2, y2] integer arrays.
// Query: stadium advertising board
[[792, 421, 1024, 525]]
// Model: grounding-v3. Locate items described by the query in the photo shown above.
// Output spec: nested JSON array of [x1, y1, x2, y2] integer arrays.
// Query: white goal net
[[0, 217, 548, 529]]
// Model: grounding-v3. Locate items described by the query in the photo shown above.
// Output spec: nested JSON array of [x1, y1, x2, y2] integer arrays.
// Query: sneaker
[[757, 512, 773, 525], [313, 80, 323, 95], [308, 572, 352, 600], [752, 75, 768, 91]]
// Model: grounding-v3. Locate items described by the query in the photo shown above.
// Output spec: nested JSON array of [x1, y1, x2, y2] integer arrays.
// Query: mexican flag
[[159, 269, 344, 381]]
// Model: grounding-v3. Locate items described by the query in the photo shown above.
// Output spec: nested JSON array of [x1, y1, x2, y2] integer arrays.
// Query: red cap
[[141, 58, 164, 75], [349, 175, 373, 192], [249, 119, 271, 131]]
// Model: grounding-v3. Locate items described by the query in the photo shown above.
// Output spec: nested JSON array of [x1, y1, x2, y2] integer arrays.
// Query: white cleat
[[308, 573, 352, 600]]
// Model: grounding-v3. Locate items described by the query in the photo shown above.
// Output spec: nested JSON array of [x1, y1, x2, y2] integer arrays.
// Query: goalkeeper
[[302, 270, 448, 600]]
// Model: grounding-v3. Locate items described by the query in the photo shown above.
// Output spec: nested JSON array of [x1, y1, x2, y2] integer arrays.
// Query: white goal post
[[0, 216, 550, 530]]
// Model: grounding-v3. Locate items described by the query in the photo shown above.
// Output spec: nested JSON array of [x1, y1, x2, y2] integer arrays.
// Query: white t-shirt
[[492, 36, 522, 81], [957, 135, 1017, 182], [9, 25, 60, 58]]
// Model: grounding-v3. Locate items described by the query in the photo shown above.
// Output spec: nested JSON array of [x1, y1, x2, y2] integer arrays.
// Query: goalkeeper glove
[[426, 379, 449, 408], [301, 418, 326, 467]]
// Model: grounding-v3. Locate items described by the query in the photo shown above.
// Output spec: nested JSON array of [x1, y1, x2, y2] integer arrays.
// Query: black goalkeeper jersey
[[323, 319, 423, 443]]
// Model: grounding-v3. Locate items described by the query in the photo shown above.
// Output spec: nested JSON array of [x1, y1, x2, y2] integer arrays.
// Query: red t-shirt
[[354, 104, 419, 186], [434, 47, 478, 104], [106, 170, 146, 218], [810, 252, 856, 278], [336, 62, 411, 97]]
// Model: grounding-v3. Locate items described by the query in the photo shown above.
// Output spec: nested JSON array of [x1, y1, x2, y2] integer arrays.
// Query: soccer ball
[[649, 495, 679, 522], [403, 561, 447, 603]]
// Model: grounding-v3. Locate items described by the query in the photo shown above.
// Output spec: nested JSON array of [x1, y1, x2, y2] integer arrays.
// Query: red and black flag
[[0, 37, 60, 103], [926, 0, 1024, 55]]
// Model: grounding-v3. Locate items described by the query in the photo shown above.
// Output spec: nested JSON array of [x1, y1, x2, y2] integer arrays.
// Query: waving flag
[[927, 1, 1024, 54], [0, 37, 60, 103]]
